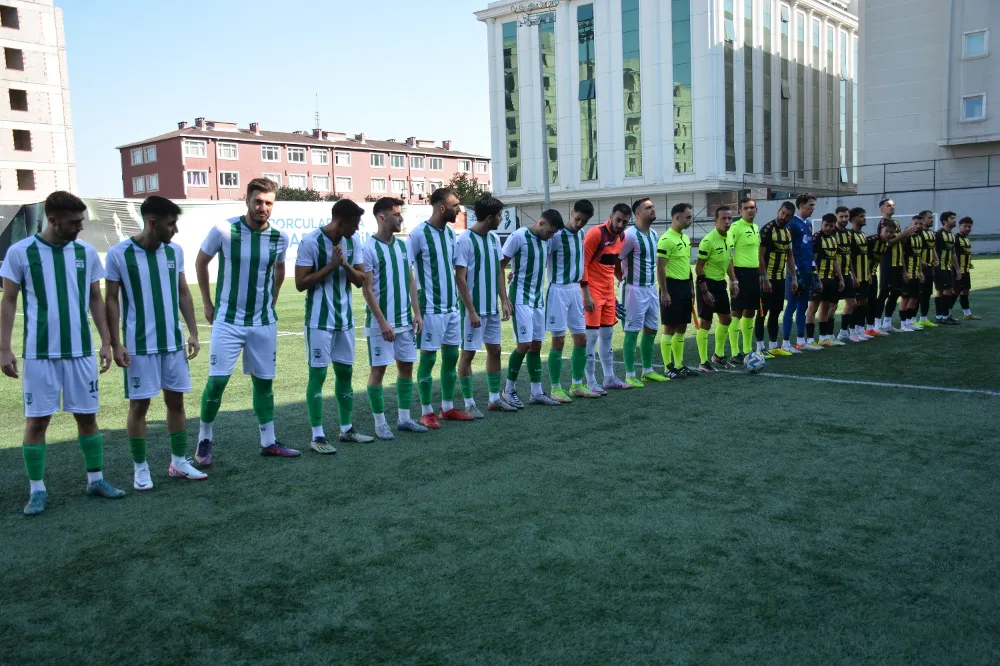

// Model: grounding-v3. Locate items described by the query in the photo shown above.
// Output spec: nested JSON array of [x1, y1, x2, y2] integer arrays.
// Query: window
[[186, 170, 209, 187], [429, 157, 443, 171], [132, 176, 145, 194], [370, 153, 386, 168], [144, 145, 157, 163], [812, 18, 820, 180], [796, 11, 805, 178], [540, 16, 559, 184], [390, 154, 405, 169], [261, 145, 281, 162], [780, 4, 790, 176], [217, 142, 238, 160], [145, 174, 159, 192], [8, 88, 26, 111], [312, 175, 330, 191], [578, 4, 598, 181], [723, 0, 736, 172], [963, 30, 988, 59], [744, 0, 754, 174], [370, 178, 387, 193], [130, 148, 143, 165], [287, 147, 306, 163], [183, 140, 206, 158], [411, 180, 426, 195], [288, 174, 307, 189], [4, 47, 22, 70], [502, 21, 522, 186], [622, 0, 640, 177], [961, 94, 986, 121], [335, 176, 352, 192], [12, 129, 30, 151], [262, 173, 281, 186], [411, 156, 424, 169], [477, 161, 489, 174], [0, 5, 19, 29], [430, 179, 444, 191], [335, 151, 351, 166], [458, 159, 472, 173], [672, 0, 693, 173], [390, 178, 406, 194], [16, 169, 32, 190], [312, 149, 329, 165], [219, 171, 240, 188], [762, 0, 772, 174]]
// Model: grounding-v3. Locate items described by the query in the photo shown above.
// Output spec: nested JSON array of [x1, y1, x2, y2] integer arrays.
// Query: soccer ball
[[743, 352, 766, 374]]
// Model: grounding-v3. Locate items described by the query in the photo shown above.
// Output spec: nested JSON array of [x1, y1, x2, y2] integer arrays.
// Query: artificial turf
[[0, 259, 997, 664]]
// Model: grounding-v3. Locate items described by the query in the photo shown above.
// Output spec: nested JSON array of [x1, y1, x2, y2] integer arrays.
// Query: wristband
[[696, 275, 707, 284]]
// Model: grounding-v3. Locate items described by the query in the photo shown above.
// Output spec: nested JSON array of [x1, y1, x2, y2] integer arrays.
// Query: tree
[[446, 173, 492, 205], [323, 193, 341, 202], [275, 187, 322, 201]]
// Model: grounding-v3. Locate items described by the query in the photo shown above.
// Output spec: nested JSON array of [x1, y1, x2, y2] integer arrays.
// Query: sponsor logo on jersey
[[76, 259, 85, 270], [167, 261, 175, 269]]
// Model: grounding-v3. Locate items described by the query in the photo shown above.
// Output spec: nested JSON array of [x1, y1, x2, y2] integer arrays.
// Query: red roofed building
[[116, 118, 491, 202]]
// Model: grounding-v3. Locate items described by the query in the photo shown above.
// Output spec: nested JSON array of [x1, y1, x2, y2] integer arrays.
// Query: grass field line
[[713, 368, 1000, 397]]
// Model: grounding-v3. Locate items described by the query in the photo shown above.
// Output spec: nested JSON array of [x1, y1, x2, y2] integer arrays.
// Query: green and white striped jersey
[[105, 239, 185, 356], [619, 226, 659, 287], [200, 217, 289, 327], [454, 228, 501, 316], [0, 234, 102, 360], [407, 221, 458, 315], [547, 227, 585, 285], [297, 229, 358, 331], [502, 227, 547, 307], [362, 235, 413, 332]]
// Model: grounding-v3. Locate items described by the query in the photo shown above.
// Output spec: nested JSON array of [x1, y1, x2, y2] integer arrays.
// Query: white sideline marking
[[714, 368, 1000, 397]]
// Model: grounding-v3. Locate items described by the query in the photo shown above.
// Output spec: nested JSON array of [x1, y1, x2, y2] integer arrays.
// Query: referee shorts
[[731, 267, 761, 310], [661, 279, 693, 327], [697, 278, 731, 320]]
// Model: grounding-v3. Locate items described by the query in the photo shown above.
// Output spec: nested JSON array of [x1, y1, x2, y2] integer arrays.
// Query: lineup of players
[[0, 183, 982, 514]]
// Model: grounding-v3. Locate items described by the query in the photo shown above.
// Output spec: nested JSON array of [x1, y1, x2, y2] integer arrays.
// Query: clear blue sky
[[61, 0, 493, 197]]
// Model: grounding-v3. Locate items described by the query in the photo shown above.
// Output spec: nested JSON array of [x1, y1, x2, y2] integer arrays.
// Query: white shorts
[[623, 284, 659, 332], [417, 311, 461, 352], [367, 328, 418, 367], [22, 356, 99, 417], [512, 305, 545, 344], [306, 328, 355, 367], [208, 321, 278, 379], [124, 350, 192, 400], [545, 284, 586, 335], [460, 311, 502, 351]]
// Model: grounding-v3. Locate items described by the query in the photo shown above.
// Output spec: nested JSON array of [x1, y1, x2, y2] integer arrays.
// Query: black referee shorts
[[661, 278, 693, 326], [731, 267, 761, 310], [697, 278, 731, 320]]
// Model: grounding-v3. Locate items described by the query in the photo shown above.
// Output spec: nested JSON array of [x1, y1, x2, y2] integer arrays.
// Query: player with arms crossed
[[455, 196, 514, 416], [296, 198, 375, 453], [755, 202, 798, 356], [105, 196, 205, 490], [933, 211, 961, 325], [656, 203, 699, 379], [0, 191, 125, 515], [812, 213, 846, 346], [694, 206, 739, 372], [545, 200, 601, 402], [195, 177, 296, 463], [728, 197, 762, 362], [501, 209, 565, 407]]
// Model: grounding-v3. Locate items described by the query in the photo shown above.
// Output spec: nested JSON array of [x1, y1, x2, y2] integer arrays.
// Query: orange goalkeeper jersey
[[582, 221, 624, 301]]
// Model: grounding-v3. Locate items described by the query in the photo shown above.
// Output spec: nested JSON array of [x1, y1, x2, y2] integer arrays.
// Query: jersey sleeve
[[103, 247, 122, 282], [0, 245, 25, 284], [656, 232, 671, 258], [174, 245, 186, 274], [454, 234, 472, 269], [406, 227, 423, 266], [501, 230, 523, 260], [200, 225, 223, 257], [617, 230, 635, 260], [296, 235, 316, 267], [582, 227, 601, 283], [697, 235, 712, 261], [362, 243, 376, 274], [87, 244, 104, 282], [276, 231, 289, 263]]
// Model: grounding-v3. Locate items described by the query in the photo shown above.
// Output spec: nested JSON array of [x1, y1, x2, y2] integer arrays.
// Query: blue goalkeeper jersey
[[788, 215, 814, 277]]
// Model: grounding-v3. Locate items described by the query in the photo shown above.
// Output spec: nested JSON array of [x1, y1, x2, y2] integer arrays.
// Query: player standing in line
[[581, 204, 630, 394], [408, 188, 474, 428], [295, 198, 375, 453], [618, 198, 669, 387], [694, 206, 739, 372], [656, 203, 699, 379], [812, 213, 846, 346], [195, 177, 296, 464], [874, 198, 904, 333], [105, 196, 206, 490], [0, 191, 125, 515], [832, 206, 862, 343], [361, 197, 428, 440], [933, 211, 961, 325], [545, 199, 601, 402], [915, 210, 940, 328], [952, 216, 980, 320], [501, 210, 565, 407], [754, 202, 797, 357], [727, 197, 762, 362], [898, 214, 926, 332], [781, 193, 818, 353], [845, 207, 873, 341], [455, 196, 516, 415]]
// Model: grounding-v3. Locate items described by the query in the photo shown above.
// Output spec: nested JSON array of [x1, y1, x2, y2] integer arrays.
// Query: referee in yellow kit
[[728, 197, 762, 363]]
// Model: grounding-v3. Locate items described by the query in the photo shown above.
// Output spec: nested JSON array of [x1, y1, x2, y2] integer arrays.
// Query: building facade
[[117, 119, 491, 202], [476, 0, 858, 221], [0, 0, 76, 203]]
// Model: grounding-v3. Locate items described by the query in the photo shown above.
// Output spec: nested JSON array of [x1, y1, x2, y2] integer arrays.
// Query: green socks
[[78, 433, 103, 471], [729, 317, 741, 356], [459, 375, 474, 400], [169, 431, 187, 458], [486, 371, 501, 395], [640, 331, 655, 372], [547, 348, 563, 386], [715, 323, 730, 357], [367, 385, 385, 414], [571, 345, 587, 384], [396, 378, 413, 411], [307, 365, 328, 428], [526, 350, 542, 383], [696, 328, 709, 364], [507, 349, 525, 381], [741, 316, 755, 354], [671, 333, 685, 367], [251, 376, 275, 425], [333, 362, 353, 428], [417, 351, 436, 407], [23, 442, 45, 481], [131, 433, 186, 462], [199, 374, 230, 423], [440, 345, 459, 403], [623, 330, 639, 375], [129, 437, 147, 464]]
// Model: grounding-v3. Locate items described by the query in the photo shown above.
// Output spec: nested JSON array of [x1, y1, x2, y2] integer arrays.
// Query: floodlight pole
[[517, 4, 558, 211]]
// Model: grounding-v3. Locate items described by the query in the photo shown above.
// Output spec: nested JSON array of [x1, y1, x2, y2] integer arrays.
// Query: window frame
[[476, 161, 489, 174], [411, 179, 426, 195], [335, 176, 353, 192], [217, 142, 239, 160], [429, 157, 444, 171], [8, 88, 26, 111], [145, 174, 159, 192], [390, 154, 406, 169], [132, 176, 146, 194], [962, 30, 989, 59], [12, 129, 30, 152], [4, 47, 23, 70], [287, 173, 307, 189], [312, 174, 331, 191], [130, 148, 143, 165], [0, 5, 20, 30], [261, 145, 281, 162], [143, 145, 157, 163], [334, 151, 352, 166], [370, 177, 387, 193], [287, 147, 306, 164], [311, 149, 329, 165], [218, 171, 240, 188], [15, 168, 33, 191], [960, 93, 986, 122], [185, 170, 209, 187], [410, 155, 425, 169], [262, 172, 282, 186], [390, 178, 407, 194], [370, 153, 386, 168], [183, 139, 207, 158]]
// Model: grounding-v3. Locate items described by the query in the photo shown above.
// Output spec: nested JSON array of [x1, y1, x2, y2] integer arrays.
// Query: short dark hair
[[474, 196, 504, 221], [919, 209, 933, 219], [573, 199, 594, 217], [372, 197, 404, 218], [140, 195, 181, 220], [940, 211, 956, 223], [958, 216, 974, 226], [430, 187, 457, 206], [849, 207, 866, 219], [780, 201, 796, 214], [246, 177, 278, 200], [44, 190, 86, 217], [612, 203, 632, 218], [795, 193, 816, 207], [540, 209, 565, 230], [821, 213, 838, 225], [878, 197, 894, 207], [670, 202, 692, 217], [835, 205, 849, 214], [714, 205, 732, 219], [631, 197, 651, 214], [331, 198, 364, 221], [739, 197, 755, 207]]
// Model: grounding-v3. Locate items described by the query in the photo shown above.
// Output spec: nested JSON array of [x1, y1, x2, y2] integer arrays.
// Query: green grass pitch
[[1, 259, 998, 664]]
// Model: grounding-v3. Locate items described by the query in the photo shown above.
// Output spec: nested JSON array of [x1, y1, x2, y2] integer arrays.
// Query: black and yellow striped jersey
[[955, 233, 973, 273], [835, 228, 853, 272], [849, 229, 870, 279], [920, 229, 936, 264], [936, 229, 956, 271], [904, 231, 923, 277], [813, 233, 839, 279], [759, 219, 793, 280], [867, 235, 888, 276]]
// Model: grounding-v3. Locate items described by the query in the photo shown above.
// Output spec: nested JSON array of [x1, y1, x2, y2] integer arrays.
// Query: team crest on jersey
[[24, 392, 32, 405], [269, 240, 278, 251], [75, 259, 85, 270], [131, 376, 141, 389], [167, 261, 175, 269], [210, 354, 217, 365]]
